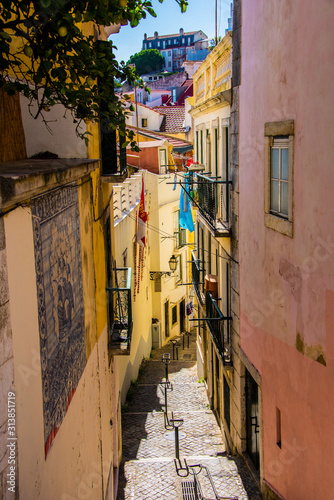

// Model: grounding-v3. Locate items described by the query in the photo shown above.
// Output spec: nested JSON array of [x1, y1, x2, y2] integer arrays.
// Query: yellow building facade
[[0, 18, 132, 500]]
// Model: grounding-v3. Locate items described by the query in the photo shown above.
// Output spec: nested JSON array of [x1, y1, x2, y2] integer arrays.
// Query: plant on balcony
[[0, 0, 188, 145]]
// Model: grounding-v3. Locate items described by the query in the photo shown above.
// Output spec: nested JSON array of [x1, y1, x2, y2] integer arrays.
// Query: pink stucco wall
[[239, 0, 334, 497]]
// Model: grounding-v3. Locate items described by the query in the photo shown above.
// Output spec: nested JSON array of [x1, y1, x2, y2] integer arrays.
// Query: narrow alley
[[117, 333, 261, 500]]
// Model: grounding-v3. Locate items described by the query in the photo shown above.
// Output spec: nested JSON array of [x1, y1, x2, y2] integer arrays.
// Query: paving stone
[[118, 340, 261, 500]]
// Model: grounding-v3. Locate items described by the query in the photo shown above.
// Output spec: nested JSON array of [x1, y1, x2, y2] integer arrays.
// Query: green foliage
[[128, 48, 165, 76], [209, 36, 222, 51], [0, 0, 188, 142]]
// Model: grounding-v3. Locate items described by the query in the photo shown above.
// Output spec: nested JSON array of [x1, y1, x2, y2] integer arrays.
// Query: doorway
[[179, 299, 185, 335], [164, 300, 169, 337], [215, 352, 221, 420], [246, 369, 260, 470]]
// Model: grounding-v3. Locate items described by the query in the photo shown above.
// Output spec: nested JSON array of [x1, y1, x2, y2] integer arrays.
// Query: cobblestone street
[[117, 334, 262, 500]]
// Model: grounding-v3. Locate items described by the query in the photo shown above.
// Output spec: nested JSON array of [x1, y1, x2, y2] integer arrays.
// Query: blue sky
[[109, 0, 232, 64]]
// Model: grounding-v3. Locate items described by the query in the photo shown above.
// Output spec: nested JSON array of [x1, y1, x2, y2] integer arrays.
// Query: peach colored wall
[[239, 0, 334, 497]]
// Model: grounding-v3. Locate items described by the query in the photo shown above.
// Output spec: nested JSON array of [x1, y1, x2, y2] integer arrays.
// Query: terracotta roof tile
[[154, 106, 185, 133]]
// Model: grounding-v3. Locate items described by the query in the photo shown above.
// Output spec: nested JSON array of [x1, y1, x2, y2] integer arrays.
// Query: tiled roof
[[154, 106, 185, 133], [126, 125, 192, 150]]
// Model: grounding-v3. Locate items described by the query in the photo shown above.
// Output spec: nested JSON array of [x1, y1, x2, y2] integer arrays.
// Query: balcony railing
[[189, 173, 231, 236], [205, 291, 232, 366], [191, 250, 204, 304], [106, 267, 133, 355]]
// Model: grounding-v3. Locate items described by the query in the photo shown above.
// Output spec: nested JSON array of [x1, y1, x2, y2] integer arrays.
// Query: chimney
[[154, 31, 158, 38], [144, 33, 147, 40], [180, 28, 184, 36]]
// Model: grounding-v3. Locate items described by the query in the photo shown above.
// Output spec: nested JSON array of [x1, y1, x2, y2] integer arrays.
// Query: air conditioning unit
[[151, 322, 161, 349]]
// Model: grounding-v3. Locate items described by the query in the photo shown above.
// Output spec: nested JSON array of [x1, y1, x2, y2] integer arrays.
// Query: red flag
[[137, 176, 147, 247]]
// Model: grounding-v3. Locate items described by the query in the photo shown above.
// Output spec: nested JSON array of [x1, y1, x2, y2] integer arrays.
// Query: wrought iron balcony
[[188, 172, 232, 236], [191, 250, 204, 305], [205, 291, 232, 366], [106, 267, 133, 355]]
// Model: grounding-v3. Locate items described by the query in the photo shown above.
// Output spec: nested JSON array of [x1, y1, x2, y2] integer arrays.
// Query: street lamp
[[149, 254, 178, 280], [168, 254, 177, 272]]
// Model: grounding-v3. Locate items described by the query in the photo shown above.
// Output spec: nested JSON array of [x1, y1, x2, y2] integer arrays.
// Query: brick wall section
[[0, 218, 16, 499]]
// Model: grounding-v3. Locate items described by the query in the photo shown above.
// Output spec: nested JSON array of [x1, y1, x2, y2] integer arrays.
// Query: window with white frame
[[159, 149, 167, 174], [270, 137, 289, 217], [264, 120, 294, 237]]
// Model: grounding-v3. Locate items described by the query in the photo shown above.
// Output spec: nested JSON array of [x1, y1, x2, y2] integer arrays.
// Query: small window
[[264, 120, 294, 237], [174, 38, 177, 44], [141, 118, 147, 127], [182, 37, 185, 44], [168, 50, 172, 57], [149, 42, 152, 48], [157, 41, 160, 47], [168, 39, 171, 45], [172, 305, 177, 325], [168, 61, 172, 67]]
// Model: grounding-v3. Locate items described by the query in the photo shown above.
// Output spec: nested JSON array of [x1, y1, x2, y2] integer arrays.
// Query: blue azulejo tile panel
[[31, 184, 86, 458]]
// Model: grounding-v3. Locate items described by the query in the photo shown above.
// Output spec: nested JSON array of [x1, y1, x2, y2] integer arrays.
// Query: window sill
[[264, 213, 293, 237]]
